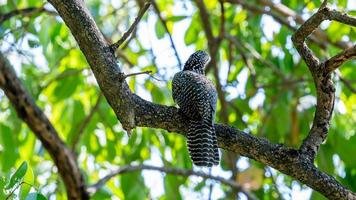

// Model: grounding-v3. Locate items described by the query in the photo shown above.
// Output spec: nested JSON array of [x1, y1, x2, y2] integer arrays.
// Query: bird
[[172, 50, 219, 167]]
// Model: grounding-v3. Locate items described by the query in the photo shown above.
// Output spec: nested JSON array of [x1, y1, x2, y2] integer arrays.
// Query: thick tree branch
[[292, 7, 356, 160], [87, 164, 255, 199], [0, 53, 88, 200], [47, 0, 356, 199]]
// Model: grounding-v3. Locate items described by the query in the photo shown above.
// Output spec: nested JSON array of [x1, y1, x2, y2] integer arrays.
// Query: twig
[[0, 6, 57, 24], [318, 0, 328, 11], [87, 164, 255, 199], [110, 2, 151, 51], [122, 70, 152, 79], [151, 0, 183, 69], [217, 0, 226, 42]]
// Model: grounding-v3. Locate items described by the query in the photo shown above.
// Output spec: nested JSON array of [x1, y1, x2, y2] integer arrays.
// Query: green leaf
[[121, 172, 146, 200], [25, 192, 47, 200], [20, 165, 34, 199], [53, 72, 80, 101], [155, 20, 166, 39], [0, 177, 6, 200], [6, 161, 28, 190], [164, 174, 182, 200], [91, 187, 112, 200], [184, 20, 199, 45], [166, 15, 187, 22], [0, 124, 18, 172]]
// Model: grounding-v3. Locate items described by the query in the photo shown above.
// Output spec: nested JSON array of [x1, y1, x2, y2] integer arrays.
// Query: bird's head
[[183, 50, 210, 74]]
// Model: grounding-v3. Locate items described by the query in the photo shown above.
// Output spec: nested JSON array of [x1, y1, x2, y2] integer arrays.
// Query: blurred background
[[0, 0, 355, 199]]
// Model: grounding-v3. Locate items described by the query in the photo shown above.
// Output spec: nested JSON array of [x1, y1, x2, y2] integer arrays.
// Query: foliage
[[0, 0, 355, 199]]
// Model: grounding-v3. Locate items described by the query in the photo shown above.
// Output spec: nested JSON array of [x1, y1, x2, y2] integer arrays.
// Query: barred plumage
[[172, 50, 219, 167]]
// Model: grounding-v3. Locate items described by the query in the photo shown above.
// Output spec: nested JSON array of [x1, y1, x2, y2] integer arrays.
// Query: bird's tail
[[186, 119, 219, 167]]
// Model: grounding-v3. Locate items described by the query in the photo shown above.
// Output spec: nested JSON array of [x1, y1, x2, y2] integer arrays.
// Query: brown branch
[[0, 53, 88, 199], [87, 164, 256, 200], [122, 70, 152, 79], [110, 2, 151, 51], [292, 7, 356, 160], [150, 0, 183, 69], [47, 0, 356, 199], [325, 45, 356, 72], [217, 0, 226, 42], [71, 93, 103, 150]]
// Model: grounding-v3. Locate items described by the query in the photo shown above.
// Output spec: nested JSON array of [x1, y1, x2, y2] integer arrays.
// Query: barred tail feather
[[212, 127, 220, 165], [187, 119, 220, 167]]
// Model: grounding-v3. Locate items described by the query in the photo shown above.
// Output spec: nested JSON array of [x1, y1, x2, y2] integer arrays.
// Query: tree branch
[[150, 0, 183, 69], [122, 70, 152, 79], [0, 6, 57, 24], [325, 45, 356, 72], [110, 2, 151, 51], [292, 7, 356, 160], [47, 0, 356, 199], [87, 164, 255, 199], [0, 53, 88, 200]]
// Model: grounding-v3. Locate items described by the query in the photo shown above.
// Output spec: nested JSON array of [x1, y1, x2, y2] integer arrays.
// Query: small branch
[[122, 70, 152, 79], [87, 164, 255, 199], [71, 93, 103, 150], [325, 45, 356, 72], [0, 7, 44, 24], [110, 2, 151, 51], [217, 0, 226, 42], [151, 0, 183, 69]]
